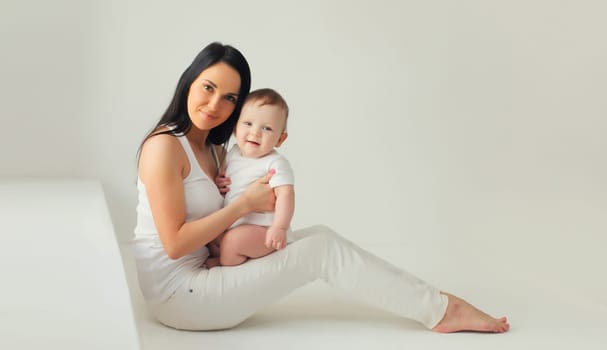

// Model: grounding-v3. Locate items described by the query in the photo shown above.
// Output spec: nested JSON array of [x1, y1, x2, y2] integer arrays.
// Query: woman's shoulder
[[139, 130, 186, 177], [141, 129, 181, 155]]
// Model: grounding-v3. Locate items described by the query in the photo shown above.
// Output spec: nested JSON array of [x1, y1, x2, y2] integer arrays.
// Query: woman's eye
[[203, 84, 213, 92], [225, 95, 237, 103]]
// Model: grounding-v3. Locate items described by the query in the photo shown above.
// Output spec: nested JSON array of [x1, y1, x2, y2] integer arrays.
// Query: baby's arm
[[265, 184, 294, 250]]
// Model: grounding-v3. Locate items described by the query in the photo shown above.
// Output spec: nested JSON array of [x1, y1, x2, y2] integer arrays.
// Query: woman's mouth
[[201, 111, 217, 120]]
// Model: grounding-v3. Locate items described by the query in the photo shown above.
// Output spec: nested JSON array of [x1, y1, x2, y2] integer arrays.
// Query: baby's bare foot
[[432, 293, 510, 333], [205, 257, 220, 268]]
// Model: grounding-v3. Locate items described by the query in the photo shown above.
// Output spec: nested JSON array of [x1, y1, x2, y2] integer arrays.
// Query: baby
[[207, 88, 294, 267]]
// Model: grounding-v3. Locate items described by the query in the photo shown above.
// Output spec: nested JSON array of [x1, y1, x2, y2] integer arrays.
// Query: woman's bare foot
[[432, 293, 510, 333]]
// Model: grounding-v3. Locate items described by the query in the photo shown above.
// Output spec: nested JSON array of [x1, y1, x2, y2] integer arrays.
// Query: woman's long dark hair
[[137, 42, 251, 159]]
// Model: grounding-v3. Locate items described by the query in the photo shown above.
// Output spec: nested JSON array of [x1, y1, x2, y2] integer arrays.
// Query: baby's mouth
[[246, 140, 260, 146]]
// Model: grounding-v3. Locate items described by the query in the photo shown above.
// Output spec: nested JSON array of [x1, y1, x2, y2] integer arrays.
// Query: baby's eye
[[243, 121, 252, 126], [262, 126, 273, 132]]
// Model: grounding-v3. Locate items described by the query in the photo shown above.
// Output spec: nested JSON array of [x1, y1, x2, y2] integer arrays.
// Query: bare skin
[[205, 224, 275, 268], [220, 224, 275, 266], [432, 293, 510, 333]]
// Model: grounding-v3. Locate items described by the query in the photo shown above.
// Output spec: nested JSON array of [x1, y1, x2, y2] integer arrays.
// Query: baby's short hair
[[245, 88, 289, 119]]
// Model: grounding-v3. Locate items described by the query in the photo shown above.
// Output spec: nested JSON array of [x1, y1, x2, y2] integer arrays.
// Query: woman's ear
[[275, 132, 288, 147]]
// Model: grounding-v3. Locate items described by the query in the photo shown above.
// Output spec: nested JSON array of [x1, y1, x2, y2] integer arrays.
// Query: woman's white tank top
[[132, 132, 223, 304]]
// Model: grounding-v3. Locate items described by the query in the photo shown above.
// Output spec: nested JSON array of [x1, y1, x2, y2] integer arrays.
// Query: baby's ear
[[275, 132, 288, 147]]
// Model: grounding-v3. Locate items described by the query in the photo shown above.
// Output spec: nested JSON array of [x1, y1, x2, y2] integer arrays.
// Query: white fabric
[[223, 144, 294, 230], [151, 225, 448, 330], [133, 135, 448, 329], [132, 134, 222, 304]]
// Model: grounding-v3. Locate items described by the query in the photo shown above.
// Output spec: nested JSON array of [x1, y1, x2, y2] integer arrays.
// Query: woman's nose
[[208, 94, 221, 111]]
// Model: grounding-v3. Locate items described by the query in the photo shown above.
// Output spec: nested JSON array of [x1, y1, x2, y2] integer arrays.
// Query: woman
[[133, 42, 509, 333]]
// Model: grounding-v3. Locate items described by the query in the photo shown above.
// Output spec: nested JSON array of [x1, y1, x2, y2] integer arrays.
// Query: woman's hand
[[241, 170, 276, 212], [215, 170, 231, 195]]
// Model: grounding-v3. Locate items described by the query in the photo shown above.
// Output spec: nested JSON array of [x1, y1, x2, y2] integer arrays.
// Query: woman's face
[[187, 62, 241, 132]]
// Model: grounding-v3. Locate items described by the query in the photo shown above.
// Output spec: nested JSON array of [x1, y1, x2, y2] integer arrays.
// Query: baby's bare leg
[[219, 224, 275, 266]]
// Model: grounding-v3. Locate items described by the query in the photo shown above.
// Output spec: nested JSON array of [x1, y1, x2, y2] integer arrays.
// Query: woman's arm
[[139, 135, 274, 259]]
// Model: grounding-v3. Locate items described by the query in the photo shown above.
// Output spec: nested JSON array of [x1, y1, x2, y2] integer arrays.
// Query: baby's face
[[234, 101, 287, 158]]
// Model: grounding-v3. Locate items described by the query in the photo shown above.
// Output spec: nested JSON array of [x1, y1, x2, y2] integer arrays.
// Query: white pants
[[151, 225, 448, 330]]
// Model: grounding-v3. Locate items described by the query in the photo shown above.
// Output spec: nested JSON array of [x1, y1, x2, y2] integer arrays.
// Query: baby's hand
[[265, 227, 287, 250], [214, 171, 231, 195]]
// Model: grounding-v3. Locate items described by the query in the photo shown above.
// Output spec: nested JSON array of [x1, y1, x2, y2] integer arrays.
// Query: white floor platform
[[120, 242, 607, 350], [0, 179, 139, 349], [1, 178, 604, 349]]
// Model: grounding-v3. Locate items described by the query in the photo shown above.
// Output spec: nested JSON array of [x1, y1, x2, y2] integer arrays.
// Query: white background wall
[[2, 1, 605, 307]]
